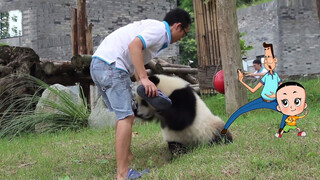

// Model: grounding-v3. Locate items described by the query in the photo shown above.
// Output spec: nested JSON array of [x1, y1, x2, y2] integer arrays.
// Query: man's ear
[[277, 105, 281, 112], [304, 103, 308, 109], [274, 57, 278, 63]]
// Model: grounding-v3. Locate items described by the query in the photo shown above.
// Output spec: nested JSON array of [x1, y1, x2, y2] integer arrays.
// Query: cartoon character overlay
[[221, 42, 288, 135], [274, 82, 308, 138]]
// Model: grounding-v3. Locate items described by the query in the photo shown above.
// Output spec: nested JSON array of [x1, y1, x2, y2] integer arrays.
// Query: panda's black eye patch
[[141, 99, 148, 107]]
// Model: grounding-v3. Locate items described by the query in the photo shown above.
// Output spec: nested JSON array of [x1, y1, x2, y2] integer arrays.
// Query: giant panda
[[134, 74, 233, 155]]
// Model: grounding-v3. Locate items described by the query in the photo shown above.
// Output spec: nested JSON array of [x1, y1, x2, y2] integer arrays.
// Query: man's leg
[[116, 115, 135, 180], [222, 97, 265, 133]]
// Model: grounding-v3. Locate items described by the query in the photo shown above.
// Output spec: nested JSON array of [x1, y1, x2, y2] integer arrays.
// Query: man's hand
[[140, 77, 158, 97], [238, 69, 244, 82], [265, 92, 276, 99]]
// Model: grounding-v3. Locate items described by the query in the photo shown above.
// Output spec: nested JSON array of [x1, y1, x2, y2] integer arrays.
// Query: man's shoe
[[137, 85, 172, 110], [126, 169, 150, 179]]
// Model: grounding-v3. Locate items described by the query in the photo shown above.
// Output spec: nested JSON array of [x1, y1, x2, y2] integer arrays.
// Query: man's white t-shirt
[[93, 19, 171, 75], [254, 67, 268, 78]]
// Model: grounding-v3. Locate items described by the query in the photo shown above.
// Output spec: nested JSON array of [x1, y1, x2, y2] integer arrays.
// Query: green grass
[[0, 77, 319, 179]]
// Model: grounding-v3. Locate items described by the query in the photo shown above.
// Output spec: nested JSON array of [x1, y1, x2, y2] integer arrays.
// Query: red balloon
[[213, 70, 225, 94]]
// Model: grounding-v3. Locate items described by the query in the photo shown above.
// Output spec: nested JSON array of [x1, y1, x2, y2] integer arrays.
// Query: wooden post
[[77, 0, 87, 54], [216, 0, 247, 115], [317, 0, 320, 23], [71, 7, 78, 56], [86, 23, 94, 55], [193, 0, 222, 91]]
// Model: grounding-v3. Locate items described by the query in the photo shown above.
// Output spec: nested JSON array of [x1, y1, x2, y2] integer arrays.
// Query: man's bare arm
[[238, 69, 263, 93]]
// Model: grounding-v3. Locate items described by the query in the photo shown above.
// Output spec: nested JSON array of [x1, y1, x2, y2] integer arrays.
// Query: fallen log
[[155, 58, 168, 64], [162, 67, 198, 74], [40, 61, 75, 76], [71, 54, 92, 71], [146, 59, 160, 73], [41, 61, 55, 75], [189, 84, 200, 94], [157, 62, 191, 68], [178, 74, 198, 84]]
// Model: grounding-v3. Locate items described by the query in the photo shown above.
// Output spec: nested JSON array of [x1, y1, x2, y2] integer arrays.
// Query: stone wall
[[0, 0, 178, 60], [237, 0, 320, 76], [278, 0, 320, 76]]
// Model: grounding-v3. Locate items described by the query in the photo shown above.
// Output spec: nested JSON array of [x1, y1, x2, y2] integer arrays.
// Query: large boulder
[[35, 84, 82, 114], [88, 95, 117, 128]]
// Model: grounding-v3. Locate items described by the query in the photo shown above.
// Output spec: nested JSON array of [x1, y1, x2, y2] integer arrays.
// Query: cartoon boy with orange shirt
[[274, 82, 309, 138]]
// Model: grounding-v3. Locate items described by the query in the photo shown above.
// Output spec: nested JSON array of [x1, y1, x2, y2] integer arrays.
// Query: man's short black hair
[[253, 59, 262, 65], [164, 8, 191, 29], [276, 82, 305, 93]]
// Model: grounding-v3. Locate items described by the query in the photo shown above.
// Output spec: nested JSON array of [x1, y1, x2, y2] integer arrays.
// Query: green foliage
[[0, 12, 10, 39], [178, 0, 198, 67], [239, 32, 253, 57], [0, 38, 8, 46], [0, 74, 89, 139], [179, 32, 198, 67], [236, 0, 275, 8]]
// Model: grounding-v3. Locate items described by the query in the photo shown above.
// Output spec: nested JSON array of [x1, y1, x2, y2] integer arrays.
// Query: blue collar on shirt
[[163, 21, 171, 43], [267, 70, 277, 79], [258, 67, 264, 73], [267, 71, 275, 75]]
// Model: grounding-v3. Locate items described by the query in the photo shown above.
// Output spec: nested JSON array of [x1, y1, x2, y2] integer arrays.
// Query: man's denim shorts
[[90, 57, 134, 120]]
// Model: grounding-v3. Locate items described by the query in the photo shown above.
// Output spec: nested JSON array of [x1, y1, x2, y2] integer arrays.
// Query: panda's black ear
[[149, 75, 160, 85]]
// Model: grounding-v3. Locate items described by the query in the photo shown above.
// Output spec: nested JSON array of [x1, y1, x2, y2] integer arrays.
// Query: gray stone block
[[88, 96, 117, 128]]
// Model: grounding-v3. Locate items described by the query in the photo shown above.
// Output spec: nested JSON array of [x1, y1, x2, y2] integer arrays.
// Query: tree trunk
[[216, 0, 248, 116]]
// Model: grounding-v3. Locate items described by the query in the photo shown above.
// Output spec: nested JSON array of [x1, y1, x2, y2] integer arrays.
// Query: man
[[90, 8, 191, 180], [247, 59, 268, 78], [275, 82, 308, 138], [221, 42, 288, 135]]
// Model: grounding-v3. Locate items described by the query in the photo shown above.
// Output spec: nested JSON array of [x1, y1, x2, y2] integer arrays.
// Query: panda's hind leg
[[168, 141, 187, 156]]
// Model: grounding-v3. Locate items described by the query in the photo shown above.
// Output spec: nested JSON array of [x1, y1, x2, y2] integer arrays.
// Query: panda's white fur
[[162, 94, 226, 146], [135, 74, 232, 151]]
